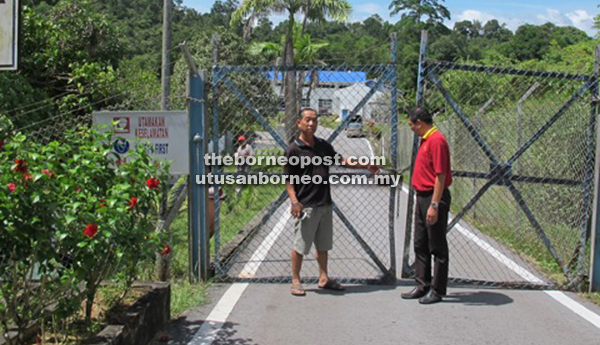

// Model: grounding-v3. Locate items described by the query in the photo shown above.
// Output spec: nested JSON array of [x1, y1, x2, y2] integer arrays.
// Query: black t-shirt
[[284, 137, 341, 207]]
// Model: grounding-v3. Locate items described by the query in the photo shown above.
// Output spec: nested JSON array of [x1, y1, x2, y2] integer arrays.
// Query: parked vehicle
[[346, 115, 363, 138]]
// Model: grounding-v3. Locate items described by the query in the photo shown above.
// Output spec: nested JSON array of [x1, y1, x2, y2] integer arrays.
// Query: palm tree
[[232, 0, 351, 143], [249, 26, 328, 109]]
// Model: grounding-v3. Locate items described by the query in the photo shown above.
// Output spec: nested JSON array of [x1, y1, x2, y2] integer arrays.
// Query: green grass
[[167, 180, 284, 278], [170, 279, 211, 317], [318, 114, 341, 129], [156, 182, 282, 315], [581, 293, 600, 306], [217, 184, 284, 246], [448, 178, 578, 286]]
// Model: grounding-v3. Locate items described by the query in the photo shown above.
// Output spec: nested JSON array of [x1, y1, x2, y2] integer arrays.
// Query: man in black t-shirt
[[285, 108, 379, 296]]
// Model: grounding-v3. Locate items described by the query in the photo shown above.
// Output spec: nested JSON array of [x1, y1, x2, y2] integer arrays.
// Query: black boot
[[419, 290, 442, 304], [401, 287, 429, 299]]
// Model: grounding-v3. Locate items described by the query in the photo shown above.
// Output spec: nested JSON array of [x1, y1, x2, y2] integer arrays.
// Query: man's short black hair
[[407, 106, 433, 124], [298, 107, 318, 119]]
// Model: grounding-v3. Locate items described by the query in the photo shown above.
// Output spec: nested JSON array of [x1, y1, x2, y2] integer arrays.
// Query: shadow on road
[[443, 291, 514, 306], [310, 284, 397, 296], [149, 319, 259, 345], [213, 322, 259, 345]]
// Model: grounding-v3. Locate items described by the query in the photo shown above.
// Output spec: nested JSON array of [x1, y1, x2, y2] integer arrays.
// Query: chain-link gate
[[209, 49, 400, 284], [402, 34, 598, 289]]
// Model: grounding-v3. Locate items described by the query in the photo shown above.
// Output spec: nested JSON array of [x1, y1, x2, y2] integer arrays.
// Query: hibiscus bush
[[0, 126, 170, 342]]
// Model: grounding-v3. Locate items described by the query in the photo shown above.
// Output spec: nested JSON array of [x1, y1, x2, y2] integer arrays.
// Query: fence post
[[388, 32, 398, 281], [589, 46, 600, 292], [189, 70, 210, 282], [212, 34, 222, 276], [402, 30, 428, 278]]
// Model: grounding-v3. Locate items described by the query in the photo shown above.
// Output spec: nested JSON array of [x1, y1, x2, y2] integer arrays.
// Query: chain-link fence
[[208, 62, 400, 284], [402, 57, 597, 289]]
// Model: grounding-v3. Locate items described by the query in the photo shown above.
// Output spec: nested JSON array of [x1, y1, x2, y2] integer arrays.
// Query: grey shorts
[[293, 205, 333, 255]]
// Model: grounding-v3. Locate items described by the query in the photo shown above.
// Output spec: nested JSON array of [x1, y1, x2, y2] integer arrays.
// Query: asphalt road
[[147, 126, 600, 345]]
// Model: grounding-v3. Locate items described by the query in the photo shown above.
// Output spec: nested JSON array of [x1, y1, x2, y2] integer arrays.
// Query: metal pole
[[388, 32, 398, 281], [212, 34, 223, 276], [588, 46, 600, 292], [402, 30, 428, 278], [188, 71, 209, 281], [160, 0, 172, 110]]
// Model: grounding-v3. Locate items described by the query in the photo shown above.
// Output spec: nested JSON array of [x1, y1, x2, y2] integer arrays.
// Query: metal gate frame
[[402, 31, 598, 288], [209, 34, 400, 283]]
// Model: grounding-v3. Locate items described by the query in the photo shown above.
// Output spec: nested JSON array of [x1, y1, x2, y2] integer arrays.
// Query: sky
[[182, 0, 599, 36]]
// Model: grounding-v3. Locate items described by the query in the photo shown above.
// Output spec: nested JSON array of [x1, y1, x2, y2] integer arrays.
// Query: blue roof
[[267, 71, 366, 83]]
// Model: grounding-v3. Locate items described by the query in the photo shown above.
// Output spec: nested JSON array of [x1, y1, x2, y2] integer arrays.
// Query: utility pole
[[156, 0, 172, 281], [161, 0, 172, 110]]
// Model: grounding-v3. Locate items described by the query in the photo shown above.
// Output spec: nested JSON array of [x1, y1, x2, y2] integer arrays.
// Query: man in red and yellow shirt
[[401, 106, 452, 305]]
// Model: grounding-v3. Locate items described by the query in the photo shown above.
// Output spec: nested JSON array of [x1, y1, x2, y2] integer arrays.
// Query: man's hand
[[367, 165, 380, 175], [426, 206, 438, 226], [291, 201, 304, 219]]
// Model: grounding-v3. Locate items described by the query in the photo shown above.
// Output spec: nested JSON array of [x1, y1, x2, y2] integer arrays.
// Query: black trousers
[[414, 189, 451, 295]]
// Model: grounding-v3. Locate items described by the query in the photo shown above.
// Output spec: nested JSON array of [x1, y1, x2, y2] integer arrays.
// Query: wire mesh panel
[[211, 64, 399, 284], [407, 60, 597, 288]]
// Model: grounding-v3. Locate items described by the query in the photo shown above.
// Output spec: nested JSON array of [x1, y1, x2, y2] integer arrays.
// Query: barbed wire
[[4, 57, 183, 123]]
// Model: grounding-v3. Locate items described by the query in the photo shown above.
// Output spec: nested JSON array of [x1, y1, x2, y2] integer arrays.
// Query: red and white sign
[[93, 111, 189, 174], [113, 117, 130, 133]]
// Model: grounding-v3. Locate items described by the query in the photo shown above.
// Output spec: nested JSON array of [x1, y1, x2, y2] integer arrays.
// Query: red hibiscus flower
[[146, 177, 160, 189], [160, 244, 171, 256], [127, 196, 138, 209], [42, 169, 56, 178], [22, 173, 33, 186], [99, 198, 106, 208], [13, 159, 28, 174], [7, 183, 16, 193], [83, 224, 98, 238]]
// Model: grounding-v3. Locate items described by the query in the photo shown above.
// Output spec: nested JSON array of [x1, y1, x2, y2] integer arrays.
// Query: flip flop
[[318, 279, 345, 291], [291, 284, 306, 296]]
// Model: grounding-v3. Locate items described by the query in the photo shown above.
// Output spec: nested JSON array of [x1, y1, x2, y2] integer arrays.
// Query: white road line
[[188, 283, 249, 345], [455, 220, 600, 328], [453, 224, 544, 284], [188, 208, 291, 345], [239, 210, 291, 278], [401, 186, 600, 329], [545, 291, 600, 328]]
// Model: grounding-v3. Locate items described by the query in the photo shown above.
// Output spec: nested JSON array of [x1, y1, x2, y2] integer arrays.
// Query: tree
[[0, 1, 124, 131], [249, 26, 328, 134], [454, 20, 482, 39], [595, 5, 600, 38], [389, 0, 450, 25], [231, 0, 351, 143], [362, 14, 386, 40], [483, 19, 512, 42]]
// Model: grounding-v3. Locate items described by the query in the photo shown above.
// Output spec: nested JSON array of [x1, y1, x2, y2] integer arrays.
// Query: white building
[[333, 83, 389, 122], [267, 71, 399, 124]]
